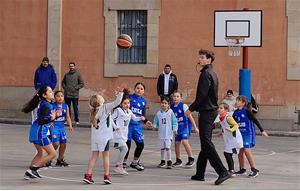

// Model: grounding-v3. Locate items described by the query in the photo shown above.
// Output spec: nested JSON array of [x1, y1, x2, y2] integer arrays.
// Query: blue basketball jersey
[[233, 107, 256, 136], [53, 102, 68, 129], [129, 94, 147, 127], [171, 102, 192, 135]]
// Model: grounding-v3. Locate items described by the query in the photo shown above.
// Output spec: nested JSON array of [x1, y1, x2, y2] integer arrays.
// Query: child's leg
[[124, 140, 131, 163], [52, 142, 60, 150], [58, 143, 66, 160], [224, 152, 234, 171], [244, 148, 256, 169], [166, 148, 172, 161], [102, 151, 109, 175], [160, 149, 166, 161], [86, 151, 100, 174], [31, 145, 44, 166], [238, 148, 245, 169], [34, 144, 56, 167], [117, 145, 128, 166], [175, 141, 181, 159], [182, 140, 193, 157]]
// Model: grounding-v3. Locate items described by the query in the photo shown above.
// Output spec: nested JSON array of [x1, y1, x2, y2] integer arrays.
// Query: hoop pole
[[242, 46, 248, 69]]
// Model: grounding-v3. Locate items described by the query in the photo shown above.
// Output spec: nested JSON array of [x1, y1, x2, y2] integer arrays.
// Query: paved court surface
[[0, 123, 299, 190]]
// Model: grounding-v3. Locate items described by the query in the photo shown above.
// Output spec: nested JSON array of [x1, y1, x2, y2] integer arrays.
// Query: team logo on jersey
[[178, 109, 182, 113], [137, 103, 140, 107], [241, 114, 245, 118], [142, 102, 145, 106]]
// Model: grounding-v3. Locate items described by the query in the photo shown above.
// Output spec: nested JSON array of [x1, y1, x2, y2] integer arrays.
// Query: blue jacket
[[34, 64, 57, 90]]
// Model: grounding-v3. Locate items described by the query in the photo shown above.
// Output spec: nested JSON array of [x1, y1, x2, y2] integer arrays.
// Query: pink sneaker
[[114, 165, 129, 175]]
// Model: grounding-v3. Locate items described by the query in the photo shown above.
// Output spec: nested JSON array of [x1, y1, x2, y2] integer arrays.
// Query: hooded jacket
[[34, 64, 57, 90], [62, 70, 84, 98]]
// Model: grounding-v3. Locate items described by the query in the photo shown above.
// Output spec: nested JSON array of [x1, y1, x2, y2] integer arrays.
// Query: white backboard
[[214, 10, 262, 47]]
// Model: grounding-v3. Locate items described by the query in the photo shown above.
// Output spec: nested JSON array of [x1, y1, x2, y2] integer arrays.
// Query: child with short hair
[[83, 87, 124, 185], [233, 95, 268, 177], [217, 102, 243, 176], [171, 91, 199, 167], [111, 89, 145, 175], [51, 90, 73, 167], [152, 96, 178, 169], [22, 86, 58, 179]]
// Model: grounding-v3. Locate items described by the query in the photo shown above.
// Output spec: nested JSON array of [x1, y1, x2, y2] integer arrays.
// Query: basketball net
[[225, 37, 245, 56]]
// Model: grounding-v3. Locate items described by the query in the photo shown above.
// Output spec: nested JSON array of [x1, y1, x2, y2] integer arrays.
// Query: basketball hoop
[[225, 37, 245, 56]]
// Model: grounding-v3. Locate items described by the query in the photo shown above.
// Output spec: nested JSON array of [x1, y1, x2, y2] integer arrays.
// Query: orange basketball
[[116, 34, 133, 49]]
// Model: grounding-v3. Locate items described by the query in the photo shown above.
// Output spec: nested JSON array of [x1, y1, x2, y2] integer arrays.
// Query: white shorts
[[91, 141, 109, 152], [158, 139, 172, 149]]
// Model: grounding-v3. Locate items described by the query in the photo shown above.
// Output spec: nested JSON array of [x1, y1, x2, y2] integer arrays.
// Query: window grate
[[118, 10, 147, 64]]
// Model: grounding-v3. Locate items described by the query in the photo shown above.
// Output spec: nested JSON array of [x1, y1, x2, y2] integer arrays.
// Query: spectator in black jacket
[[185, 49, 230, 185], [157, 64, 178, 101]]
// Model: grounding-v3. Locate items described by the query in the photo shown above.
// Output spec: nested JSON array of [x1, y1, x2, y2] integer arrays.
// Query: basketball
[[116, 34, 132, 49]]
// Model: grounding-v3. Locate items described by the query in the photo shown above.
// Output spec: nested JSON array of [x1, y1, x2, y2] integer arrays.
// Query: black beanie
[[42, 57, 49, 62]]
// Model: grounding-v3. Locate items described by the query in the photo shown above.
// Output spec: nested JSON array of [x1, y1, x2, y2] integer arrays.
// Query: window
[[118, 10, 147, 64]]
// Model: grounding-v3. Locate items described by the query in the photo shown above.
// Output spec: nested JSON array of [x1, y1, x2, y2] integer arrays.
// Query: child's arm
[[247, 109, 268, 137], [130, 110, 145, 121], [225, 115, 238, 132], [66, 107, 73, 132], [102, 91, 124, 115], [152, 114, 159, 129], [188, 113, 199, 134], [171, 112, 178, 133]]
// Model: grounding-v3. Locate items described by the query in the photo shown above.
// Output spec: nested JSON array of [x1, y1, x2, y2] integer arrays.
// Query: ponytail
[[21, 86, 49, 113]]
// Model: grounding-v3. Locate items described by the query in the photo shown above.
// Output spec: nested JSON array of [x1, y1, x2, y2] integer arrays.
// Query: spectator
[[222, 90, 237, 113], [62, 62, 85, 125], [34, 57, 57, 91], [157, 64, 178, 101]]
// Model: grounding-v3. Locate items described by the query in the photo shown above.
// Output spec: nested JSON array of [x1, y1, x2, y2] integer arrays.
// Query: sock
[[161, 149, 165, 161], [132, 159, 138, 164], [166, 149, 171, 161]]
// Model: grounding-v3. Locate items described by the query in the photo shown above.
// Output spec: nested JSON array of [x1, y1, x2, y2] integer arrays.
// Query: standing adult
[[62, 62, 85, 125], [185, 49, 230, 185], [34, 57, 57, 91], [157, 64, 178, 101], [33, 57, 57, 123]]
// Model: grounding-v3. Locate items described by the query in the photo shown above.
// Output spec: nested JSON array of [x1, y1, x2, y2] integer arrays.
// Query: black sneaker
[[157, 160, 166, 168], [24, 171, 37, 180], [56, 159, 69, 167], [167, 160, 172, 169], [215, 172, 231, 185], [27, 167, 41, 178], [248, 168, 259, 178], [130, 161, 144, 171], [191, 174, 205, 181], [123, 162, 127, 169], [235, 168, 247, 176], [45, 160, 52, 168], [185, 157, 195, 167], [172, 158, 182, 167]]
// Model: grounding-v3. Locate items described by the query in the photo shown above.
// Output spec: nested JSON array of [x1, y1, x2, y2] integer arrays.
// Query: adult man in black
[[185, 49, 230, 185], [157, 64, 178, 101]]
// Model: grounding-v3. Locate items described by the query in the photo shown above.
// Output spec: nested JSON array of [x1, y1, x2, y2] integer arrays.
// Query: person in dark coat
[[34, 57, 57, 90], [157, 64, 178, 101], [185, 49, 230, 185]]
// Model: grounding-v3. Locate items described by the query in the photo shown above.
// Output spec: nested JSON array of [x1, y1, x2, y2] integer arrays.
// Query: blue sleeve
[[153, 114, 159, 128], [34, 69, 40, 90], [171, 113, 178, 131], [50, 68, 57, 90]]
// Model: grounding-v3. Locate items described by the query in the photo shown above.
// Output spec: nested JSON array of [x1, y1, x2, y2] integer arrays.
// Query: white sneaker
[[114, 165, 128, 175]]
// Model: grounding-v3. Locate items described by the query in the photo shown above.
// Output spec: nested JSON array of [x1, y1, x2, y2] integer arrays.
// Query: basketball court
[[0, 123, 299, 190]]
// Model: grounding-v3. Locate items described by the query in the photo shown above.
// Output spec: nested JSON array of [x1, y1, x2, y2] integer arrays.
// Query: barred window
[[118, 10, 147, 64]]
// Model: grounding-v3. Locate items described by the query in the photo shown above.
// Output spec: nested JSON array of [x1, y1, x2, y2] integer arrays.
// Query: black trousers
[[195, 110, 227, 177], [65, 98, 79, 122]]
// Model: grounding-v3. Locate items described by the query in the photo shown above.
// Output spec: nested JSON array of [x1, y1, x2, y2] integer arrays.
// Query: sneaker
[[130, 161, 145, 171], [172, 158, 182, 167], [191, 174, 205, 181], [123, 162, 127, 169], [235, 168, 247, 176], [114, 165, 129, 175], [27, 167, 41, 178], [157, 160, 166, 168], [167, 160, 172, 169], [24, 171, 37, 180], [185, 157, 195, 168], [83, 174, 95, 184], [75, 122, 80, 125], [248, 168, 259, 178], [214, 172, 231, 185], [104, 174, 112, 184], [56, 159, 69, 167], [228, 170, 236, 177], [45, 160, 52, 168]]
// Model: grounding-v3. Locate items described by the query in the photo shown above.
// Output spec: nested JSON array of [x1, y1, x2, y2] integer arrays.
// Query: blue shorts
[[31, 137, 52, 146], [128, 125, 144, 144], [241, 133, 256, 148], [50, 128, 67, 144], [175, 132, 191, 142]]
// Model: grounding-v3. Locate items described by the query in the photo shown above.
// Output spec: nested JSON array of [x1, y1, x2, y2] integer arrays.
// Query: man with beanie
[[62, 62, 85, 125], [34, 57, 57, 90], [157, 64, 178, 101]]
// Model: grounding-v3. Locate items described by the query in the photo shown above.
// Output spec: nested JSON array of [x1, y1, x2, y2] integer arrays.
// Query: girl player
[[22, 86, 57, 179], [51, 90, 73, 166], [123, 82, 152, 171], [217, 102, 243, 176], [171, 91, 199, 167], [233, 95, 268, 177], [83, 87, 123, 184], [111, 89, 145, 175], [152, 96, 178, 169]]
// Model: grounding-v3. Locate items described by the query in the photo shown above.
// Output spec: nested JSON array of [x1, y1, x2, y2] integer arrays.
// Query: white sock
[[166, 148, 171, 161], [161, 149, 166, 161]]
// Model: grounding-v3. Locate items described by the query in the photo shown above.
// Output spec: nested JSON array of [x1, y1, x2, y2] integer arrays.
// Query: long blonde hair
[[89, 94, 105, 127]]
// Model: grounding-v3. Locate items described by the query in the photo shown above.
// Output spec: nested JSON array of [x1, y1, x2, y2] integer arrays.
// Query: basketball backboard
[[214, 10, 262, 47]]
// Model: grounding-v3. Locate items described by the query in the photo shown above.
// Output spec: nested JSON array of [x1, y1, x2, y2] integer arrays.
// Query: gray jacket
[[62, 70, 84, 98]]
